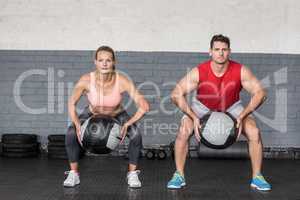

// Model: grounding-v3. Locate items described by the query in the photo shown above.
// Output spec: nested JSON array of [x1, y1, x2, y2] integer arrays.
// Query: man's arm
[[239, 65, 267, 121], [171, 67, 201, 141], [171, 67, 199, 119]]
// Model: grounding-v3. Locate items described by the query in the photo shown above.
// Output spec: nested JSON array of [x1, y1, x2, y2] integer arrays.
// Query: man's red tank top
[[196, 60, 242, 111]]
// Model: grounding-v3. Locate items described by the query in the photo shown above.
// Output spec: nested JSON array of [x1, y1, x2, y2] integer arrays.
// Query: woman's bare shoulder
[[116, 72, 132, 84], [81, 72, 93, 81], [77, 72, 92, 89], [115, 72, 135, 92], [80, 72, 92, 81]]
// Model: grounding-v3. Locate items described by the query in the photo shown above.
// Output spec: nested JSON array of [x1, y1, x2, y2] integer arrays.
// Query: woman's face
[[94, 51, 115, 74]]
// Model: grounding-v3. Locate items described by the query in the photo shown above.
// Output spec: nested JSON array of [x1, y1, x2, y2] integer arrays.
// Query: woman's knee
[[128, 125, 142, 145], [65, 126, 77, 145]]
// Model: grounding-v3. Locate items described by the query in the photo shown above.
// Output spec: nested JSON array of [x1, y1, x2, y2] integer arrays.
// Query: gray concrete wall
[[0, 51, 299, 147]]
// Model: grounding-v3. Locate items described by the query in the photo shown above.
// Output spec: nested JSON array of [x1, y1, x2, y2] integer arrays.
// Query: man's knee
[[176, 117, 194, 142], [243, 117, 261, 142]]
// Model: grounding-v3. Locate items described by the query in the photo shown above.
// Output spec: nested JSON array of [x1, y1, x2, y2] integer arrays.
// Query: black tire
[[2, 134, 37, 144], [48, 153, 68, 159], [2, 151, 38, 158], [2, 143, 38, 149], [47, 143, 69, 160], [3, 147, 38, 153], [48, 148, 67, 155], [2, 143, 39, 153], [48, 135, 65, 143], [48, 145, 66, 151], [48, 149, 84, 160], [48, 141, 65, 147]]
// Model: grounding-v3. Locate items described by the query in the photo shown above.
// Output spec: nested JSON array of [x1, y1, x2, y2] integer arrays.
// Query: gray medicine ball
[[199, 112, 238, 149]]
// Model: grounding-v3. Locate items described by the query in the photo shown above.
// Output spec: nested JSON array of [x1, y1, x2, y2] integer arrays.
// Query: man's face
[[210, 41, 231, 64]]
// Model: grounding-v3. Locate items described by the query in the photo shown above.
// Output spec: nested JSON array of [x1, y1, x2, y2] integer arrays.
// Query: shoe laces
[[128, 170, 140, 181], [172, 172, 184, 181], [64, 171, 77, 182], [255, 174, 268, 184]]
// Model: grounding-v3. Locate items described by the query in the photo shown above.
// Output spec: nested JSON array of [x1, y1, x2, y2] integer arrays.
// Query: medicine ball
[[199, 112, 238, 149], [80, 116, 121, 154]]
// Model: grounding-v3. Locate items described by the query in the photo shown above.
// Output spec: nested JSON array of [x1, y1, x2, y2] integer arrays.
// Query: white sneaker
[[63, 170, 80, 187], [127, 170, 141, 188]]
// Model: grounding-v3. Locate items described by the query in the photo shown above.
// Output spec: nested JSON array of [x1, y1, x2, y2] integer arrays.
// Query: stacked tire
[[47, 134, 68, 159], [1, 134, 39, 158]]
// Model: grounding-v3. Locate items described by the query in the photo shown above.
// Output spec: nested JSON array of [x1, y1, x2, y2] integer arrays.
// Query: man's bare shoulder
[[240, 65, 256, 80], [185, 67, 199, 82]]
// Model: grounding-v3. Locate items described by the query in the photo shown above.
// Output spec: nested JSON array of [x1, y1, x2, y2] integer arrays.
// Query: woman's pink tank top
[[87, 72, 122, 108]]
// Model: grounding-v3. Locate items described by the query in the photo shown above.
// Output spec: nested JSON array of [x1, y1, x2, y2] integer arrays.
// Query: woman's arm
[[119, 75, 150, 142], [68, 74, 89, 131], [121, 75, 150, 126]]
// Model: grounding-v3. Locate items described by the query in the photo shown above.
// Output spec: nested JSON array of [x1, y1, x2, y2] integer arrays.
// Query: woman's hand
[[75, 123, 83, 146], [120, 122, 131, 144]]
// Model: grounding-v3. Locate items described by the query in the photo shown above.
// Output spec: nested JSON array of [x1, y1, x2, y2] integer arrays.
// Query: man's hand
[[192, 117, 202, 142], [236, 116, 243, 141]]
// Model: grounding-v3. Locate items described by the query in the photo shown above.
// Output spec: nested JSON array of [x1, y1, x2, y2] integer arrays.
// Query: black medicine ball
[[199, 112, 238, 149], [80, 116, 120, 154]]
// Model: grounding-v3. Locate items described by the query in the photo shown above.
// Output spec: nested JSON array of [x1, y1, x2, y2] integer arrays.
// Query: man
[[167, 34, 271, 191]]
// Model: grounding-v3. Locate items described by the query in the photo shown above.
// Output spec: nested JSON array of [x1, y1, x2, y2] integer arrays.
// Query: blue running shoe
[[250, 173, 271, 191], [167, 171, 186, 189]]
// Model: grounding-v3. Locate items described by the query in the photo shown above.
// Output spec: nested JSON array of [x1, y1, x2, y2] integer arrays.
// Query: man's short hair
[[210, 34, 230, 49]]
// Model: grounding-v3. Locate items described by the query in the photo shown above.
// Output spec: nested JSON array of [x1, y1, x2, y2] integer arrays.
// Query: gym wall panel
[[0, 51, 299, 147]]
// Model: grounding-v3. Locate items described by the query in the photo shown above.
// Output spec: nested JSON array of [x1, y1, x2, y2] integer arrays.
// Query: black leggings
[[65, 106, 143, 165]]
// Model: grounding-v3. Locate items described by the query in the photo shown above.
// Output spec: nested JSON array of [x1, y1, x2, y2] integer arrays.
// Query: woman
[[64, 46, 149, 188]]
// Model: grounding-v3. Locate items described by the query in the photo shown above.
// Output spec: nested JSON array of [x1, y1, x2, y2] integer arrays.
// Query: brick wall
[[0, 51, 299, 147]]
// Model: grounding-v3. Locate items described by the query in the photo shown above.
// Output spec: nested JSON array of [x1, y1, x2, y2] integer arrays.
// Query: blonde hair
[[94, 46, 116, 82]]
